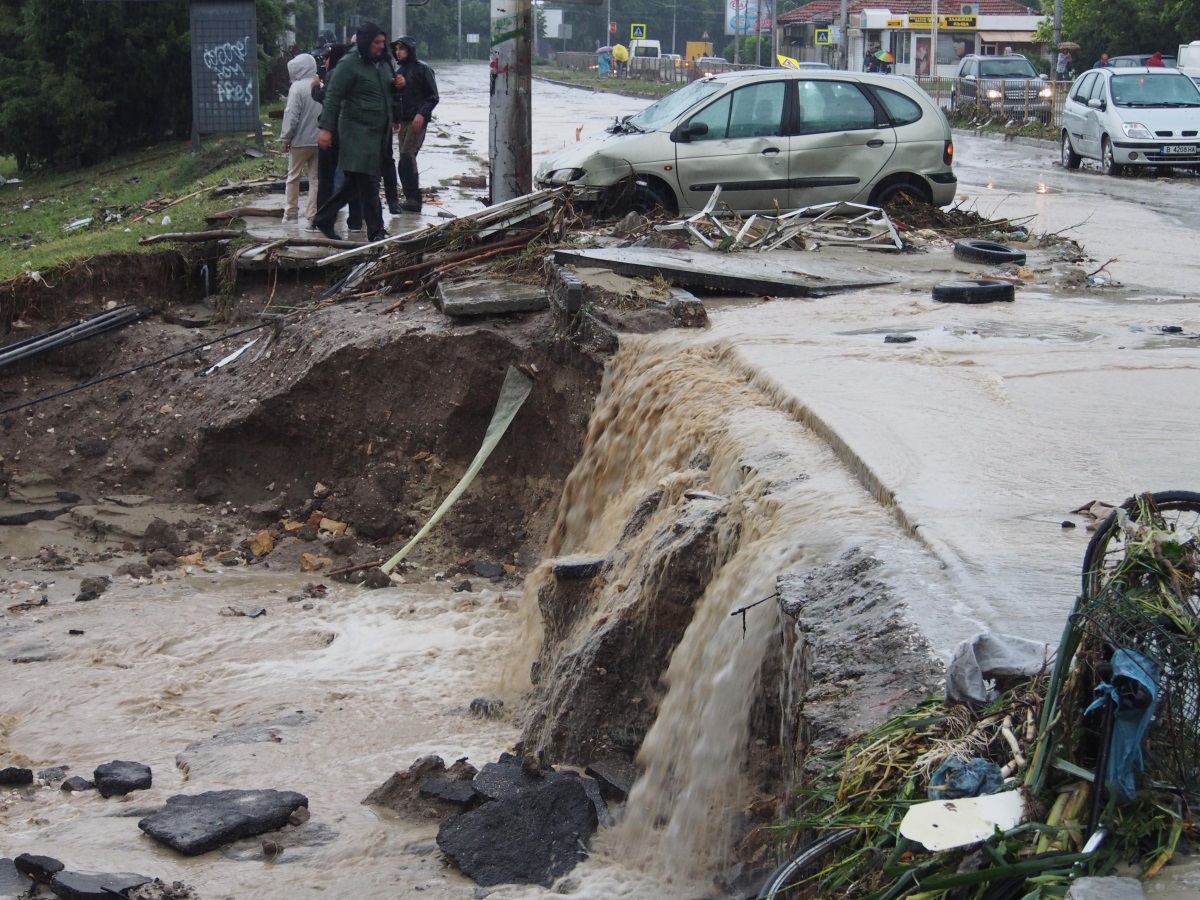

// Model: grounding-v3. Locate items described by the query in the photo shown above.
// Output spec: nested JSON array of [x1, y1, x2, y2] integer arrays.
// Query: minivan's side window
[[727, 81, 785, 138], [873, 87, 923, 125], [689, 94, 732, 140], [963, 59, 977, 77], [1088, 74, 1107, 103], [795, 80, 877, 134], [1071, 72, 1096, 102], [689, 82, 785, 141]]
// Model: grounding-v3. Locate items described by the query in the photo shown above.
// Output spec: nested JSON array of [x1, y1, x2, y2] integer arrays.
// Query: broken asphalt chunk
[[138, 789, 309, 856]]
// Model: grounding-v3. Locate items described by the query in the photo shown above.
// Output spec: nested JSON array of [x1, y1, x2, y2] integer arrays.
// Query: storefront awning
[[978, 31, 1035, 43]]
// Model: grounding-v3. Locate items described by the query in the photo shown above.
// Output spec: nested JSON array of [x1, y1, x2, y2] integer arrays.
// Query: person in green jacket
[[313, 22, 400, 242]]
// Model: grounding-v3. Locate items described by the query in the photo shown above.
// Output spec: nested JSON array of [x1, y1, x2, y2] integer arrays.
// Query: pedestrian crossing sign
[[631, 23, 647, 40], [815, 28, 831, 45]]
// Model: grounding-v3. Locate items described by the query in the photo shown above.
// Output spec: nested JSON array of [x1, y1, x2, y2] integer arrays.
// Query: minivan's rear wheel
[[1101, 137, 1123, 176], [1061, 131, 1081, 170], [872, 181, 932, 208]]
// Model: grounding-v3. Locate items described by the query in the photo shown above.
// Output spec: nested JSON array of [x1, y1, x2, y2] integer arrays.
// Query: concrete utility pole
[[931, 0, 938, 78], [457, 0, 463, 60], [393, 0, 407, 42], [1053, 0, 1062, 58], [489, 0, 533, 203], [839, 0, 847, 69], [317, 0, 325, 38]]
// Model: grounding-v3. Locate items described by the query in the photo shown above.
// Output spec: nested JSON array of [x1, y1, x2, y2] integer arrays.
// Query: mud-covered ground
[[1, 263, 606, 581]]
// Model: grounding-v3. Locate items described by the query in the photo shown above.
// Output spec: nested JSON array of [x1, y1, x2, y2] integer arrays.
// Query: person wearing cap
[[390, 35, 439, 213], [313, 22, 400, 242]]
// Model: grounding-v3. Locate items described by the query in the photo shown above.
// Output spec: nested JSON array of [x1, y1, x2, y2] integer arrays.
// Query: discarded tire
[[931, 280, 1015, 304], [953, 238, 1026, 266]]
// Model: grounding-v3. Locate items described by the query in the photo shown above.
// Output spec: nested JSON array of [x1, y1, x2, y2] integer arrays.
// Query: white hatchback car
[[1060, 67, 1200, 175], [535, 69, 958, 215]]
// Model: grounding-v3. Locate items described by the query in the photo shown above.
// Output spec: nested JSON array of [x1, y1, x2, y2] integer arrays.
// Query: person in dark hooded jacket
[[390, 36, 439, 212], [311, 43, 364, 231], [313, 22, 400, 242]]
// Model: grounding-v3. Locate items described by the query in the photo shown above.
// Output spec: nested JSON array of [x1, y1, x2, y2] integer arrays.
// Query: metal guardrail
[[546, 62, 1072, 127], [553, 52, 761, 85], [912, 75, 1069, 127]]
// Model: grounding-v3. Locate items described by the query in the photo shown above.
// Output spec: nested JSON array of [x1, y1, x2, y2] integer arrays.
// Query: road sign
[[814, 27, 831, 45], [702, 30, 709, 39], [631, 23, 646, 40], [609, 20, 616, 34]]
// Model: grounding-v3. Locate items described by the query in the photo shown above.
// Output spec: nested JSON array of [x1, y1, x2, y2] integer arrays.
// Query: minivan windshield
[[1110, 73, 1200, 107], [979, 58, 1039, 78], [623, 78, 727, 131]]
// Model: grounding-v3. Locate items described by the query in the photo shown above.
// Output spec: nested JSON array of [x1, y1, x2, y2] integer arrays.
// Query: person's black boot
[[315, 220, 343, 241]]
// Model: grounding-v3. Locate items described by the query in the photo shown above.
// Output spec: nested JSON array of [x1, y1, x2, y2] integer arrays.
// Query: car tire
[[932, 279, 1016, 304], [952, 239, 1026, 266], [1101, 136, 1123, 176], [1061, 131, 1081, 170], [629, 182, 670, 216], [872, 181, 931, 208]]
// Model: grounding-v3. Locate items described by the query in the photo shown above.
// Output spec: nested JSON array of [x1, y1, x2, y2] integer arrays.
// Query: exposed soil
[[1, 259, 606, 576]]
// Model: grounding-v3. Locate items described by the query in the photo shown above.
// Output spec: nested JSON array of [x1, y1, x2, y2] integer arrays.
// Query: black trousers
[[316, 145, 362, 228], [313, 170, 382, 238], [382, 135, 400, 209]]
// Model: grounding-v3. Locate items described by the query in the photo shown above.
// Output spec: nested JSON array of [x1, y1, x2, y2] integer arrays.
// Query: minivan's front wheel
[[629, 183, 670, 216], [1101, 137, 1123, 177], [1061, 131, 1081, 170]]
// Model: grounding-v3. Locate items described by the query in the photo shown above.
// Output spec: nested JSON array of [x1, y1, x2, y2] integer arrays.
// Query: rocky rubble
[[365, 751, 608, 887]]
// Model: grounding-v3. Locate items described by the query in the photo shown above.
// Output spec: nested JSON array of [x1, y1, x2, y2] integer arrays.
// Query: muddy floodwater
[[4, 65, 1200, 899]]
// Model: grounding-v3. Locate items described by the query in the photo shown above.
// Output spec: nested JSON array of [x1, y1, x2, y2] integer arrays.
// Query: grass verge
[[0, 103, 289, 283]]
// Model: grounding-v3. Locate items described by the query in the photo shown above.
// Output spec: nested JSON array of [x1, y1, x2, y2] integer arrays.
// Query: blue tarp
[[1086, 648, 1161, 801]]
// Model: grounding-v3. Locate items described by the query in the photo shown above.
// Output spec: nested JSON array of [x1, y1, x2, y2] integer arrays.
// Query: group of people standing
[[1058, 48, 1169, 78], [279, 22, 440, 243]]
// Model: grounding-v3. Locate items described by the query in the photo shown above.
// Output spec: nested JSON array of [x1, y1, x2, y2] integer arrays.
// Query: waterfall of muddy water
[[496, 337, 955, 898], [2, 334, 955, 900]]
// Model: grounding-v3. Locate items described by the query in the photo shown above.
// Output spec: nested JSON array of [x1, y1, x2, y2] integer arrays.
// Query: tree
[[0, 0, 288, 172]]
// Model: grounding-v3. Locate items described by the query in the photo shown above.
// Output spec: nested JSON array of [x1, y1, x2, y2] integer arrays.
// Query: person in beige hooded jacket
[[281, 53, 322, 222]]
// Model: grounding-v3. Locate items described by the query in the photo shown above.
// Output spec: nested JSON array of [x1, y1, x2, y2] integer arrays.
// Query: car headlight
[[1121, 122, 1155, 140], [985, 88, 1003, 100], [1038, 86, 1053, 99], [545, 168, 586, 185]]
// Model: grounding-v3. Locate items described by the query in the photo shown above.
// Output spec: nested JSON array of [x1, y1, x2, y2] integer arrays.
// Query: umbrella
[[1057, 41, 1080, 50], [874, 50, 895, 62], [597, 45, 612, 54]]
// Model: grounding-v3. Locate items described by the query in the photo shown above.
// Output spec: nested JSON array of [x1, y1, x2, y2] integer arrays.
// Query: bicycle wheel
[[1080, 491, 1200, 600], [756, 829, 856, 900]]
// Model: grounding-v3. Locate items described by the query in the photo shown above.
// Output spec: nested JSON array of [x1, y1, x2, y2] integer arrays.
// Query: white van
[[628, 39, 663, 75]]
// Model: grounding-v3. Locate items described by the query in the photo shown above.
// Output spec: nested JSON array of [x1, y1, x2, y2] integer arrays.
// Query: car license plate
[[1162, 144, 1198, 154]]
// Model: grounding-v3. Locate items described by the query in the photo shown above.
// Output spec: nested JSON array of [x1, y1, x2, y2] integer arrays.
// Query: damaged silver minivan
[[535, 69, 957, 216]]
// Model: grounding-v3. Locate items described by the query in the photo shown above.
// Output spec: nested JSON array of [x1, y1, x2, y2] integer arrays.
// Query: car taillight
[[943, 140, 954, 166]]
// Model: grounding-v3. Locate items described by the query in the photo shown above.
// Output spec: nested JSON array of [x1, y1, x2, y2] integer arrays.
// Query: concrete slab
[[1065, 877, 1146, 900], [67, 502, 185, 541], [552, 247, 896, 297], [437, 279, 549, 317]]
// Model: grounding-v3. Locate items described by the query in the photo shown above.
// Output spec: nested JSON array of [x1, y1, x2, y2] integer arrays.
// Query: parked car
[[534, 69, 958, 216], [1060, 67, 1200, 175], [951, 54, 1053, 122], [1108, 54, 1177, 68], [693, 56, 732, 76]]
